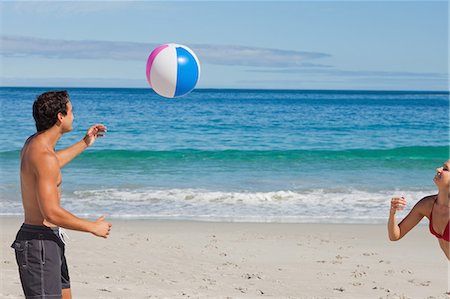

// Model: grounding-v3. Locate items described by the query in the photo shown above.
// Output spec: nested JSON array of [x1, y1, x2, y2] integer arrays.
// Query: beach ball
[[146, 43, 200, 98]]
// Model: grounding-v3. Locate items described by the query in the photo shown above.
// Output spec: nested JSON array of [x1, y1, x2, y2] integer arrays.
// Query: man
[[11, 91, 112, 299]]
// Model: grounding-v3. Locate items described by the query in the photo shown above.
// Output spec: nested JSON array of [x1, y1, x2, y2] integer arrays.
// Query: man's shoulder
[[23, 140, 58, 166]]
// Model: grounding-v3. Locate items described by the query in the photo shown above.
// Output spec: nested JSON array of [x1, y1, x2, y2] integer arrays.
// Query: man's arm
[[56, 124, 106, 168], [34, 152, 111, 237], [55, 140, 88, 168]]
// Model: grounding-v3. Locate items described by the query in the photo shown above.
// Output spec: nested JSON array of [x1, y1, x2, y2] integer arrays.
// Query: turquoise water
[[0, 87, 448, 222]]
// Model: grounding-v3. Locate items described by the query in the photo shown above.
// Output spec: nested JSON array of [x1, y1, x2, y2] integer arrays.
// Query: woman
[[388, 160, 449, 260]]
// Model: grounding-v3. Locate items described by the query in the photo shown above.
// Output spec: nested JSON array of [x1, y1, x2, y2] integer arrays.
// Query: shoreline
[[0, 214, 409, 224], [0, 214, 435, 227], [1, 216, 448, 298]]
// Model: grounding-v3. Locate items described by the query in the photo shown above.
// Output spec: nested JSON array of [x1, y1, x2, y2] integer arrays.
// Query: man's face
[[61, 101, 74, 133]]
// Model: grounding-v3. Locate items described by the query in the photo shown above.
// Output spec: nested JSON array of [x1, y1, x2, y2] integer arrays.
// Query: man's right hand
[[91, 216, 112, 238]]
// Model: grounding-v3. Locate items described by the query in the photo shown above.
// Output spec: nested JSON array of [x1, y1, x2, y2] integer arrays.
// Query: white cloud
[[0, 35, 332, 68], [0, 76, 145, 88], [2, 1, 139, 15], [246, 67, 448, 79]]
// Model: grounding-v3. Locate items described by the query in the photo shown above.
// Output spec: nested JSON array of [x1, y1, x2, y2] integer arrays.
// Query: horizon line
[[0, 86, 448, 94]]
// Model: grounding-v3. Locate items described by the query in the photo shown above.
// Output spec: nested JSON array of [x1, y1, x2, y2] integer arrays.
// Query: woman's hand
[[390, 196, 406, 214]]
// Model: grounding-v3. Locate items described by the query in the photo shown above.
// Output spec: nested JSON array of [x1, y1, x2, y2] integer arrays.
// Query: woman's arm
[[388, 196, 427, 241]]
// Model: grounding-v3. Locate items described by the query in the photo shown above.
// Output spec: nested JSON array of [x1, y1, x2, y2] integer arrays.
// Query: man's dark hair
[[33, 91, 70, 132]]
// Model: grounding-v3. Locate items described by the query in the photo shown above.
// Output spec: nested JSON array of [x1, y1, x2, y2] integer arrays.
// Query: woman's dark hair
[[32, 91, 70, 132]]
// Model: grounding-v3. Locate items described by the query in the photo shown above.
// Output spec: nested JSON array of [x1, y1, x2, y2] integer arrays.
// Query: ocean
[[0, 87, 448, 223]]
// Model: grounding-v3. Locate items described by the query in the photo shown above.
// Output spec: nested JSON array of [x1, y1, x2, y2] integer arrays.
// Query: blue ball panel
[[174, 47, 199, 97]]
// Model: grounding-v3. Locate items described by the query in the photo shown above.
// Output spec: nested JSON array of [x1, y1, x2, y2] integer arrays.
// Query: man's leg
[[60, 244, 71, 299], [62, 288, 72, 299]]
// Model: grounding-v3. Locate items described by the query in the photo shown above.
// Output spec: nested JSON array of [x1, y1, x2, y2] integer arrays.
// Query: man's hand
[[83, 124, 107, 147], [91, 216, 112, 238]]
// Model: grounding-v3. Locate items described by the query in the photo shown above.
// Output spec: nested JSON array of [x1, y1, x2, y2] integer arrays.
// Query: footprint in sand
[[222, 261, 239, 268], [251, 233, 265, 240], [160, 278, 178, 285], [317, 271, 336, 277], [202, 278, 216, 286], [243, 273, 263, 280], [326, 255, 349, 265], [204, 244, 219, 250], [235, 287, 247, 293], [143, 271, 158, 276], [351, 269, 367, 278], [408, 279, 431, 286], [400, 269, 413, 275], [362, 252, 378, 256], [336, 254, 349, 260]]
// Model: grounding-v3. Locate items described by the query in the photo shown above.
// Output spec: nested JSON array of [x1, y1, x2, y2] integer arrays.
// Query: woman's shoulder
[[419, 194, 438, 201], [415, 194, 437, 216]]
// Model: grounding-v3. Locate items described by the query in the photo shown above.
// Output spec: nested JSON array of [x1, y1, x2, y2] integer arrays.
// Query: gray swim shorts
[[11, 223, 70, 299]]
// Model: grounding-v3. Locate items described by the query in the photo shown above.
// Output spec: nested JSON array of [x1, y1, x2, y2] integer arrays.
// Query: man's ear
[[56, 112, 64, 124]]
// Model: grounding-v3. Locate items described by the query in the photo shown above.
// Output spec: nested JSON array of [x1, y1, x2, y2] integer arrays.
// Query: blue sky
[[0, 1, 448, 91]]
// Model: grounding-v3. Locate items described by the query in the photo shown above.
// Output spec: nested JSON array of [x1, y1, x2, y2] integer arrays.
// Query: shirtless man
[[11, 91, 112, 299]]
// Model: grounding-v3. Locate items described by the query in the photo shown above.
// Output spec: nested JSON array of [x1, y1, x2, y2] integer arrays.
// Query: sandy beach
[[1, 216, 448, 298]]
